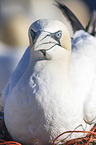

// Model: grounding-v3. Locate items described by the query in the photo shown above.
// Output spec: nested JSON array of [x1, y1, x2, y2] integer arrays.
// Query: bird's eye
[[55, 31, 62, 39]]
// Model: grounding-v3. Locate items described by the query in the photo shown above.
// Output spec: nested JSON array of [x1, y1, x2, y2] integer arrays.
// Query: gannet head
[[29, 19, 71, 61]]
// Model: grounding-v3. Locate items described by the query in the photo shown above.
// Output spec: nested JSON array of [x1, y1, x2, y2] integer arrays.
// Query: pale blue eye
[[56, 31, 62, 39]]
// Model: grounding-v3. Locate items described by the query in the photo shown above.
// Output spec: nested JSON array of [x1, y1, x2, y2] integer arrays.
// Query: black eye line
[[41, 43, 61, 52], [50, 31, 62, 43], [35, 42, 56, 49], [56, 30, 62, 35], [40, 42, 62, 57], [39, 30, 51, 41], [40, 44, 57, 57], [40, 34, 50, 41], [46, 43, 61, 50], [40, 30, 62, 42], [55, 30, 62, 38], [35, 30, 62, 56], [36, 41, 61, 56], [41, 42, 62, 57]]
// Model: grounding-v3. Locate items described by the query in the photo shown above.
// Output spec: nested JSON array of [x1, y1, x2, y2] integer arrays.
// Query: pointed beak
[[34, 32, 59, 51]]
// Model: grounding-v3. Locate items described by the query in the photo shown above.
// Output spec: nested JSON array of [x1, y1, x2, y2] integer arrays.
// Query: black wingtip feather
[[85, 11, 96, 36], [55, 0, 84, 32]]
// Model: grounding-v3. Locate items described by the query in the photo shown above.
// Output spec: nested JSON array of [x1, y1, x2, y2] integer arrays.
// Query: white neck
[[29, 46, 71, 81]]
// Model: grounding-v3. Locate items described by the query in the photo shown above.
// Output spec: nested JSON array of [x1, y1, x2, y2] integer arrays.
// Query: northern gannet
[[2, 18, 96, 145], [2, 19, 71, 144]]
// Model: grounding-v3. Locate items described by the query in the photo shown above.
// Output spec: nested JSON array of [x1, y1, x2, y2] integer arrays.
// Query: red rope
[[0, 139, 40, 145], [0, 139, 21, 145], [53, 130, 96, 145]]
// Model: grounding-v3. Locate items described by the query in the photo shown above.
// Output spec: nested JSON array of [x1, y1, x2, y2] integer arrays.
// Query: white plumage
[[2, 18, 96, 145], [2, 20, 71, 144], [71, 30, 96, 124], [56, 2, 96, 127]]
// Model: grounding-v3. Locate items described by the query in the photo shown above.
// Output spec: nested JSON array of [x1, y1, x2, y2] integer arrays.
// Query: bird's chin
[[34, 42, 57, 60], [40, 50, 52, 60]]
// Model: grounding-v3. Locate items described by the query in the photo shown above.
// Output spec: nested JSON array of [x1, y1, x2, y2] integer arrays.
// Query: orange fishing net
[[53, 125, 96, 145], [0, 111, 96, 145]]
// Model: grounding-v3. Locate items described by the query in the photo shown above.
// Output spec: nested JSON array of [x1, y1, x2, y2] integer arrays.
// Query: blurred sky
[[83, 0, 96, 12], [0, 0, 96, 48]]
